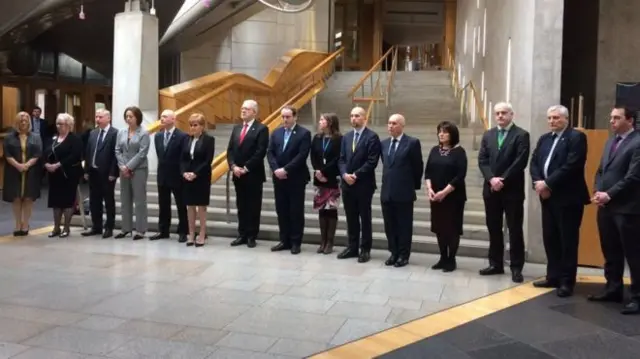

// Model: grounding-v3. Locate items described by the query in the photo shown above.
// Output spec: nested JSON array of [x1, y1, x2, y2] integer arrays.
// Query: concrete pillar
[[111, 0, 159, 172], [523, 0, 565, 263]]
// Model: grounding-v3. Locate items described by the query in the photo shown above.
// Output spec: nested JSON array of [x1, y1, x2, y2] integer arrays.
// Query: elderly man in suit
[[477, 102, 530, 283], [530, 105, 590, 297], [338, 106, 381, 263], [151, 109, 189, 242], [82, 109, 119, 238], [227, 99, 269, 248], [590, 106, 640, 315], [380, 114, 423, 267], [267, 106, 312, 254]]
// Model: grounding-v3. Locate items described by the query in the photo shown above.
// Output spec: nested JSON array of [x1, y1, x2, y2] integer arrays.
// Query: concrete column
[[523, 0, 565, 263], [111, 0, 159, 172]]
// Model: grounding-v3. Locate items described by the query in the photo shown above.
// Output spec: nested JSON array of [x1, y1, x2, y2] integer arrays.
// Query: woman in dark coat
[[44, 113, 84, 237], [180, 113, 215, 247], [424, 121, 467, 272], [310, 113, 342, 254], [3, 111, 43, 236]]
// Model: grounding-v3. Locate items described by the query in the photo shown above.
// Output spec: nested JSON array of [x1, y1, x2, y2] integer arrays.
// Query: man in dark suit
[[338, 106, 381, 263], [477, 102, 530, 283], [151, 109, 189, 242], [82, 109, 119, 238], [31, 106, 49, 147], [227, 99, 269, 248], [380, 114, 423, 268], [267, 106, 311, 254], [530, 104, 590, 297], [590, 106, 640, 315]]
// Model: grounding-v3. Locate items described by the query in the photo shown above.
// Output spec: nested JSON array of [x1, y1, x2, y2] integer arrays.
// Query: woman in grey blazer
[[114, 106, 149, 240]]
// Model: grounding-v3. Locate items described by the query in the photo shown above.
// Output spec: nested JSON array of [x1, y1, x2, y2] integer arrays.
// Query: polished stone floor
[[0, 226, 604, 359]]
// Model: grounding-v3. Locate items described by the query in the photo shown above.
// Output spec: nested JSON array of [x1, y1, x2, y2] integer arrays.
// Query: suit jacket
[[180, 134, 215, 181], [31, 117, 49, 146], [530, 127, 590, 206], [310, 134, 342, 188], [155, 128, 188, 187], [227, 120, 269, 183], [84, 126, 119, 178], [267, 124, 311, 184], [115, 127, 150, 171], [339, 127, 381, 191], [46, 132, 84, 179], [595, 130, 640, 214], [478, 124, 531, 200], [380, 135, 423, 203]]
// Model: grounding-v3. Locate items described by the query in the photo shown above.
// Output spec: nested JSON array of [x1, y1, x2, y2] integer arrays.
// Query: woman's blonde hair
[[189, 113, 206, 126], [56, 112, 75, 131], [14, 111, 31, 133]]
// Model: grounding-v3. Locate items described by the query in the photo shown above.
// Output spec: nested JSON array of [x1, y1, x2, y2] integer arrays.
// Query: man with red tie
[[227, 99, 269, 248]]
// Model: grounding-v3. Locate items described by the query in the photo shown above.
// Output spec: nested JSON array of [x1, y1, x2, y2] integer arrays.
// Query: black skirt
[[48, 166, 82, 208], [430, 199, 465, 236], [183, 175, 211, 206]]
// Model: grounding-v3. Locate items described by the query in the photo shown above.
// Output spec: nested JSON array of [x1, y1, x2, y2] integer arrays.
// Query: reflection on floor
[[314, 277, 637, 359], [0, 227, 570, 359]]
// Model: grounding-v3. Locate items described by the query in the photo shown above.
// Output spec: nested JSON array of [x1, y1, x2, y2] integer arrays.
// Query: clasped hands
[[44, 162, 61, 173], [342, 173, 357, 186], [489, 177, 504, 192], [315, 170, 327, 183], [232, 165, 247, 178], [533, 180, 551, 199], [426, 187, 448, 202], [120, 165, 133, 178], [274, 168, 288, 180], [183, 172, 197, 181], [591, 191, 611, 207]]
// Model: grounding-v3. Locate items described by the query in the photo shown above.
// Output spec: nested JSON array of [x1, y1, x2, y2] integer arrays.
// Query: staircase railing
[[347, 46, 399, 125], [446, 47, 489, 150]]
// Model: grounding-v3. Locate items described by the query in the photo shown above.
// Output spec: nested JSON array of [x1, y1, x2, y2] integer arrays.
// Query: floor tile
[[71, 315, 127, 331], [170, 327, 229, 346], [112, 319, 185, 339], [23, 326, 132, 356], [262, 295, 335, 314], [541, 331, 640, 359], [206, 347, 296, 359], [0, 304, 88, 326], [215, 332, 278, 352], [329, 318, 392, 346], [436, 321, 515, 351], [0, 317, 53, 343], [0, 341, 29, 359], [467, 342, 557, 359], [268, 338, 329, 357], [105, 337, 214, 359], [376, 337, 472, 359], [9, 347, 86, 359], [326, 302, 392, 322], [549, 301, 640, 336]]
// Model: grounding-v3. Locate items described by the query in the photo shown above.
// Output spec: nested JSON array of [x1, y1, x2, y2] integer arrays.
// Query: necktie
[[388, 138, 398, 160], [92, 129, 105, 167], [609, 135, 622, 158], [283, 129, 292, 150], [239, 123, 249, 144], [497, 129, 506, 149], [352, 131, 360, 152], [164, 131, 170, 147]]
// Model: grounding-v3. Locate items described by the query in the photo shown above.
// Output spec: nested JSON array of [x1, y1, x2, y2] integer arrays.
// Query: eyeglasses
[[189, 123, 200, 127]]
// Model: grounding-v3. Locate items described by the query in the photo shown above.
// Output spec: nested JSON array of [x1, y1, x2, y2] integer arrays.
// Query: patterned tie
[[352, 131, 360, 152], [164, 131, 170, 147], [283, 128, 292, 150], [497, 129, 506, 149], [388, 138, 398, 160], [239, 123, 249, 144]]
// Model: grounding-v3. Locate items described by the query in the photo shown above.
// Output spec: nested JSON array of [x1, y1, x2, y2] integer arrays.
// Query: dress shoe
[[511, 270, 524, 283], [587, 291, 623, 303], [394, 258, 409, 268], [102, 229, 113, 238], [337, 248, 359, 259], [115, 231, 131, 239], [532, 279, 559, 288], [358, 251, 371, 263], [556, 285, 573, 298], [247, 237, 257, 248], [133, 233, 145, 240], [230, 237, 247, 246], [178, 235, 188, 243], [385, 255, 397, 266], [431, 258, 446, 270], [59, 230, 70, 238], [81, 229, 101, 237], [442, 258, 457, 272], [621, 300, 640, 315], [479, 266, 505, 276], [48, 230, 61, 238], [291, 245, 301, 255], [271, 242, 291, 252], [150, 233, 169, 241]]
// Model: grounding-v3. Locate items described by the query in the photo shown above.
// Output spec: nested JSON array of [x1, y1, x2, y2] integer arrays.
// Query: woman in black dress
[[310, 113, 342, 254], [180, 113, 215, 247], [424, 121, 467, 272], [44, 113, 83, 237], [3, 111, 42, 236]]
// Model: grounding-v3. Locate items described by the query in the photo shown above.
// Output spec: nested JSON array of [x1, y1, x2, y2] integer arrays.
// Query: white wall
[[180, 0, 332, 82], [454, 0, 565, 262]]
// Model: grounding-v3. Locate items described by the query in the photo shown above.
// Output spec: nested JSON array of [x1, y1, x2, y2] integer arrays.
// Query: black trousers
[[234, 179, 263, 238], [157, 183, 188, 235], [382, 201, 414, 259], [342, 187, 374, 252], [541, 202, 584, 286], [274, 181, 306, 246], [88, 168, 115, 231], [483, 194, 525, 270], [597, 208, 640, 299]]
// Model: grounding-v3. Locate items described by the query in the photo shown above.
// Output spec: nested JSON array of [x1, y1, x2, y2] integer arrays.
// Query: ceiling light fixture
[[79, 1, 85, 19]]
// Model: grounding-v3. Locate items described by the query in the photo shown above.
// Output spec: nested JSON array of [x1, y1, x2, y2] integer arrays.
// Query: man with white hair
[[477, 102, 530, 283], [529, 104, 590, 297], [227, 99, 269, 248], [379, 114, 423, 267], [151, 109, 189, 242]]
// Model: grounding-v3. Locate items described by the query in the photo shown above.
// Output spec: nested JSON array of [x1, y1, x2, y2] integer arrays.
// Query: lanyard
[[322, 137, 331, 164]]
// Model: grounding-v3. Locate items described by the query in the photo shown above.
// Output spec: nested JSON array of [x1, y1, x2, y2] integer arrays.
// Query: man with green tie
[[477, 102, 530, 283]]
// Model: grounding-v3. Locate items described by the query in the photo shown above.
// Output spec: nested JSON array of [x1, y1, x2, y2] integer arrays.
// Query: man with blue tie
[[380, 114, 423, 267], [267, 106, 311, 254], [338, 106, 381, 263], [529, 105, 590, 297]]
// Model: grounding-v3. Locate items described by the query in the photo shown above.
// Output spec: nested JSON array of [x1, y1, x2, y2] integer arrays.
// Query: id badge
[[323, 158, 326, 164]]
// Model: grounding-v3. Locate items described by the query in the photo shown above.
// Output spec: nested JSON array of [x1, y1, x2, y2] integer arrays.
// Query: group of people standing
[[2, 98, 638, 315]]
